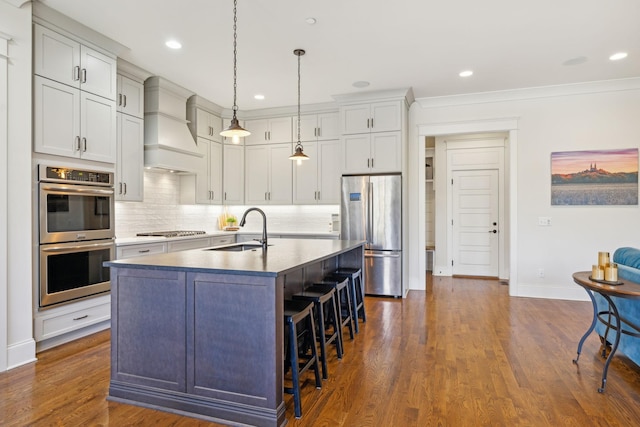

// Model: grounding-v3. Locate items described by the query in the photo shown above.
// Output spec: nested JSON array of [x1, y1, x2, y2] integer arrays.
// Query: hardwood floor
[[3, 275, 640, 426]]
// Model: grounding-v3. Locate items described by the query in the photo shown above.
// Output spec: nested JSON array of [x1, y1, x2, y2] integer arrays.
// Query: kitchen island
[[105, 238, 365, 427]]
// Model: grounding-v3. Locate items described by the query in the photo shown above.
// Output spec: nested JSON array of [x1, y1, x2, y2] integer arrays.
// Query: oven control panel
[[39, 165, 113, 186]]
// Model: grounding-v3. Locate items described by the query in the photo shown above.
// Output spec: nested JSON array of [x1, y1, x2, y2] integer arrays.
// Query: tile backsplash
[[115, 170, 340, 238]]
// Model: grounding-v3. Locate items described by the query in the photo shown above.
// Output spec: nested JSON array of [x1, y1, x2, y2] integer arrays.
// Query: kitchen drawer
[[117, 242, 167, 259], [35, 299, 111, 341], [167, 237, 211, 252], [210, 235, 236, 247]]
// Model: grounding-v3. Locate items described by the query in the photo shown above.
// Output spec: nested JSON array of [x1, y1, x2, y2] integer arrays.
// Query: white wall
[[0, 0, 36, 370], [408, 79, 640, 300]]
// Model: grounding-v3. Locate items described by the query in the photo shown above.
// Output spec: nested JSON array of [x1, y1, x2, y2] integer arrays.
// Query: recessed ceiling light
[[352, 81, 370, 88], [563, 56, 588, 66], [305, 17, 317, 25], [609, 52, 628, 61], [459, 70, 473, 77], [254, 94, 265, 100], [165, 40, 182, 50]]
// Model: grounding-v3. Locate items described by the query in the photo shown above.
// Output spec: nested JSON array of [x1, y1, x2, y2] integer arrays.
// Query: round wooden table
[[572, 271, 640, 392]]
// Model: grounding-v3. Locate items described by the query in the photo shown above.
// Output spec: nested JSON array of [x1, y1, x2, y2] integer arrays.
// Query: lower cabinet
[[34, 294, 111, 349], [167, 237, 212, 252]]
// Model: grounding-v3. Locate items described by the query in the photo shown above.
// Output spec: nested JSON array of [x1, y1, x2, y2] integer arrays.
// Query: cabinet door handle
[[82, 137, 87, 152], [73, 66, 80, 81], [367, 158, 370, 168], [269, 192, 271, 201], [123, 182, 127, 195], [123, 94, 127, 108], [81, 68, 87, 83], [224, 192, 227, 201], [73, 314, 88, 321], [265, 192, 268, 201], [138, 249, 150, 253], [371, 118, 374, 128], [265, 131, 268, 141], [118, 93, 122, 106], [118, 182, 123, 195], [367, 118, 370, 128], [317, 191, 320, 200], [371, 158, 374, 168], [75, 136, 81, 151]]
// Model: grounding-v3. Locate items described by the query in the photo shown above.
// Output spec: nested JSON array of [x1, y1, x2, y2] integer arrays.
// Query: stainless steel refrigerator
[[341, 174, 402, 297]]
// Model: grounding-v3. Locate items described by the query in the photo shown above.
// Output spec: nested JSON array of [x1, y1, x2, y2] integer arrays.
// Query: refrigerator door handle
[[368, 182, 374, 245], [365, 252, 401, 258]]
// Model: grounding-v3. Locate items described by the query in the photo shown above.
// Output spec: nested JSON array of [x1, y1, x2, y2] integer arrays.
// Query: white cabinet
[[343, 131, 402, 174], [115, 114, 144, 201], [244, 117, 292, 145], [34, 76, 117, 163], [210, 235, 236, 247], [117, 74, 144, 118], [34, 24, 117, 101], [167, 237, 211, 252], [341, 100, 402, 135], [294, 112, 339, 142], [294, 140, 341, 204], [180, 138, 222, 204], [190, 108, 222, 142], [223, 144, 244, 204], [117, 242, 167, 259], [245, 143, 293, 204]]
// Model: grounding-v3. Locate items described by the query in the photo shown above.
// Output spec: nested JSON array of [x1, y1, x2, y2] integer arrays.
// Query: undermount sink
[[205, 243, 270, 252]]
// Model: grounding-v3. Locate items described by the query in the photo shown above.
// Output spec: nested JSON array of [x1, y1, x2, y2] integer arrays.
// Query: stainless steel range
[[136, 230, 206, 237], [38, 165, 115, 308]]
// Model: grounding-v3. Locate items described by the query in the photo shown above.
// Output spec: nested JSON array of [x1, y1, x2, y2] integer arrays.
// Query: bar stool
[[292, 285, 342, 379], [283, 299, 322, 418], [327, 268, 366, 333], [314, 277, 355, 349]]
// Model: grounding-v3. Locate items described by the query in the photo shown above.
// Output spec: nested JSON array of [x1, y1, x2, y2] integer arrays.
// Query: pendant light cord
[[232, 0, 239, 118], [297, 51, 301, 145]]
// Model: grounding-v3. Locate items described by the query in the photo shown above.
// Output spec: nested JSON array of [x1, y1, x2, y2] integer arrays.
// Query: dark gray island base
[[105, 239, 365, 427]]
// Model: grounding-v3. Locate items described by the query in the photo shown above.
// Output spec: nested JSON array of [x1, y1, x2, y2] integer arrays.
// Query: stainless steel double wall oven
[[38, 165, 115, 307]]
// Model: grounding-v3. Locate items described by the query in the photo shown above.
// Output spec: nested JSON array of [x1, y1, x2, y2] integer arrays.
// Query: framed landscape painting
[[551, 148, 638, 206]]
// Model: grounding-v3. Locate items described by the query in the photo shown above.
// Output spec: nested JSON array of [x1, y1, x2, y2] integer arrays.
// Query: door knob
[[489, 229, 497, 233]]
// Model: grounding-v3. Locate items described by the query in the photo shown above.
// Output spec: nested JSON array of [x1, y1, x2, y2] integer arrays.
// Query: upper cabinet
[[117, 74, 144, 118], [245, 143, 293, 205], [294, 112, 339, 142], [244, 117, 292, 145], [340, 100, 402, 135], [33, 23, 118, 163], [34, 24, 117, 101], [186, 95, 223, 143], [223, 143, 244, 205], [342, 132, 402, 174], [34, 75, 117, 163], [293, 139, 341, 204]]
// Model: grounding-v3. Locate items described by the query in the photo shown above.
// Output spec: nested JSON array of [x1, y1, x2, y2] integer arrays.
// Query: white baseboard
[[515, 283, 589, 301], [7, 338, 37, 370]]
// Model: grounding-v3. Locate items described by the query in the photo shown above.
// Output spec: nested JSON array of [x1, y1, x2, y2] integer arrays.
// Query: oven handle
[[40, 241, 115, 253], [40, 183, 114, 196]]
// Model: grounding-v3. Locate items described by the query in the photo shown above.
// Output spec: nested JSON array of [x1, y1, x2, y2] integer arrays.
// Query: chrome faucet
[[239, 207, 268, 249]]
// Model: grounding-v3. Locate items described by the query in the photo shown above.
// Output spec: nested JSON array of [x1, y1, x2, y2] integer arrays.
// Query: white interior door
[[452, 169, 499, 277]]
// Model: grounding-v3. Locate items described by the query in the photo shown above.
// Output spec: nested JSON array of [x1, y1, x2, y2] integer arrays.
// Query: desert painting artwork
[[551, 148, 639, 206]]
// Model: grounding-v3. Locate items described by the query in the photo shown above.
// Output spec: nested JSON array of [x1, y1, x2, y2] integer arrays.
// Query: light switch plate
[[538, 217, 552, 226]]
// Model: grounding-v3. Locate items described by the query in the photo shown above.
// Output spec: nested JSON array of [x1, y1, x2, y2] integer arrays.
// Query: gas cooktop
[[136, 230, 206, 238]]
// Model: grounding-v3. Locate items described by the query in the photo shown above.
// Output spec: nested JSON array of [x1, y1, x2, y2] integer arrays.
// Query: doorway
[[412, 118, 517, 295]]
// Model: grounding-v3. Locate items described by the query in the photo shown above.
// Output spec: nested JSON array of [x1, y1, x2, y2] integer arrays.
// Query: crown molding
[[3, 0, 30, 8], [333, 87, 414, 106], [416, 77, 640, 109]]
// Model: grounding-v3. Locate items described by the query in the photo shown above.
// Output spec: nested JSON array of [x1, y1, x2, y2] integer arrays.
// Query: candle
[[592, 264, 604, 280], [605, 264, 618, 282], [598, 251, 610, 268]]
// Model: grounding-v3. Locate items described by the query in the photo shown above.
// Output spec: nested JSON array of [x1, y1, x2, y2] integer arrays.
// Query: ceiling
[[38, 0, 640, 111]]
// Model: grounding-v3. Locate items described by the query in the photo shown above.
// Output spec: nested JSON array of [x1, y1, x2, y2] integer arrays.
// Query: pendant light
[[220, 0, 250, 143], [290, 49, 309, 163]]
